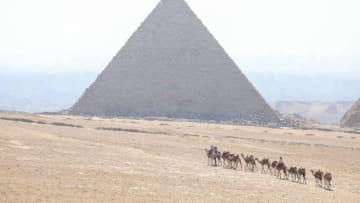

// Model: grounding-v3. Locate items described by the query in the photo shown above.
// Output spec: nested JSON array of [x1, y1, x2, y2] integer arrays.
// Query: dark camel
[[229, 154, 242, 170], [241, 154, 257, 171], [221, 151, 232, 168], [255, 158, 271, 173], [288, 166, 298, 181], [271, 161, 278, 175], [205, 149, 220, 166], [276, 163, 288, 180], [215, 151, 222, 166], [323, 172, 332, 189], [311, 169, 323, 187], [297, 168, 306, 184]]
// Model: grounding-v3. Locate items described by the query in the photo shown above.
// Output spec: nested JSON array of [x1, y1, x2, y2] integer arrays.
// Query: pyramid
[[341, 99, 360, 128], [70, 0, 279, 124]]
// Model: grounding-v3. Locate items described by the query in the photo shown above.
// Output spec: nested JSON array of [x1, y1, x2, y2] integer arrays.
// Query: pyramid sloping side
[[341, 99, 360, 128], [70, 0, 279, 123]]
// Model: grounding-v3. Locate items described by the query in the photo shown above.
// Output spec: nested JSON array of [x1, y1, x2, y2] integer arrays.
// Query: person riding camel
[[278, 156, 284, 166], [210, 145, 218, 154]]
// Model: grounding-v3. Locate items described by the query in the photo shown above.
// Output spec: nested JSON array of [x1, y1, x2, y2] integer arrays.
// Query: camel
[[205, 149, 212, 165], [311, 169, 323, 187], [241, 154, 257, 171], [276, 163, 288, 180], [255, 158, 271, 173], [297, 168, 306, 184], [221, 151, 232, 168], [229, 154, 242, 170], [323, 172, 332, 189], [215, 151, 222, 166], [288, 166, 298, 181], [205, 149, 219, 166], [271, 161, 278, 175]]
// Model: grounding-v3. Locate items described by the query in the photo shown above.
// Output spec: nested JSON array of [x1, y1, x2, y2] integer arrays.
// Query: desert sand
[[0, 111, 359, 202]]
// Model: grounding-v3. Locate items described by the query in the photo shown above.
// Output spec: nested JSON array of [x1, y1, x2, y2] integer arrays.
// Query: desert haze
[[0, 111, 359, 202]]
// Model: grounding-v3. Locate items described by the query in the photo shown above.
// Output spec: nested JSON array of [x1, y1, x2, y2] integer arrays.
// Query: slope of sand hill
[[0, 111, 360, 202]]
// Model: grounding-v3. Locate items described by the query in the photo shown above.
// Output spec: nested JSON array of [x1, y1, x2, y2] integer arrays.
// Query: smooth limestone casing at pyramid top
[[70, 0, 280, 124]]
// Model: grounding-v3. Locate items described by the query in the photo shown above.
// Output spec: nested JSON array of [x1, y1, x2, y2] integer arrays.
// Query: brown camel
[[215, 151, 222, 166], [229, 154, 242, 170], [255, 158, 271, 173], [288, 166, 298, 181], [297, 168, 306, 184], [271, 161, 278, 175], [276, 163, 288, 180], [221, 151, 232, 168], [311, 169, 323, 187], [241, 154, 257, 171], [323, 172, 332, 189], [205, 149, 219, 166]]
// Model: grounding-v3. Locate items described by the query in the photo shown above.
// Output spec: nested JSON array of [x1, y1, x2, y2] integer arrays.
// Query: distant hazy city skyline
[[1, 0, 359, 78]]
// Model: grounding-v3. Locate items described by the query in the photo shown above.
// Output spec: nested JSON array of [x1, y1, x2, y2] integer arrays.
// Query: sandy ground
[[0, 111, 360, 203]]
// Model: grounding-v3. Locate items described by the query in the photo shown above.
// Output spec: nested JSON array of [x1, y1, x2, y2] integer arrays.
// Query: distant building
[[70, 0, 279, 125], [341, 99, 360, 128]]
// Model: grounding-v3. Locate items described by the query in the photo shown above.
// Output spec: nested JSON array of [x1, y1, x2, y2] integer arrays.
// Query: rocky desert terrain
[[1, 111, 360, 202], [274, 101, 354, 124]]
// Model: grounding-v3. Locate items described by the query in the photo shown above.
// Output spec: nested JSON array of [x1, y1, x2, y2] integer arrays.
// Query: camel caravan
[[205, 145, 333, 190]]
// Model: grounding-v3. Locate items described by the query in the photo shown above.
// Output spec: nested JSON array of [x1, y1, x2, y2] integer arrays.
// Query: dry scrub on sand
[[0, 111, 360, 202]]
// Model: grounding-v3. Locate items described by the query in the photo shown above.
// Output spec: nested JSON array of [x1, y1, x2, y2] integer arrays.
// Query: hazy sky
[[1, 0, 359, 77]]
